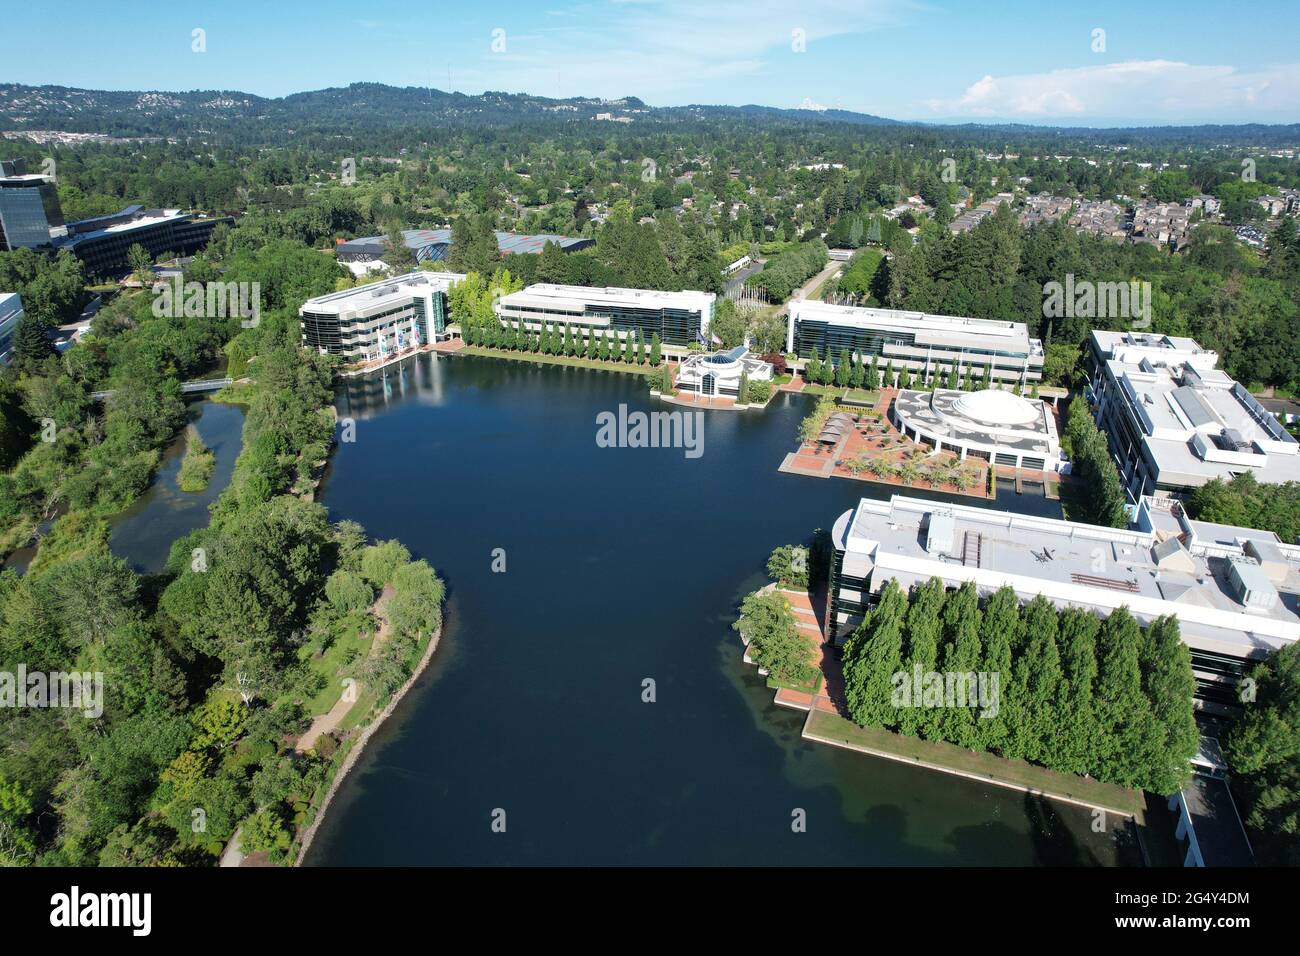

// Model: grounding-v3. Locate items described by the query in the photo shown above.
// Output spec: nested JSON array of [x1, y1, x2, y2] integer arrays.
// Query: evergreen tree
[[1093, 608, 1160, 788], [897, 578, 946, 739], [12, 316, 56, 373], [869, 355, 880, 389], [1054, 608, 1101, 775], [834, 349, 850, 387], [649, 333, 662, 367], [1140, 615, 1198, 794], [1008, 596, 1063, 763], [976, 586, 1021, 754], [843, 580, 909, 729], [938, 581, 983, 748], [818, 346, 834, 385]]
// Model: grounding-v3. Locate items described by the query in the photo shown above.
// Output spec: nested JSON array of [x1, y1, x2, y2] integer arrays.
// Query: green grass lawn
[[460, 345, 657, 376], [297, 613, 374, 715], [767, 671, 823, 695], [804, 710, 1145, 817], [801, 383, 880, 404]]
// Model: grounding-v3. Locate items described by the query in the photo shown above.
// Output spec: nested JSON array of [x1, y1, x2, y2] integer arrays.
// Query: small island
[[177, 424, 216, 493]]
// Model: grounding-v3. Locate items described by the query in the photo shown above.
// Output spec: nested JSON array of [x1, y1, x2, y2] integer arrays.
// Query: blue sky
[[3, 0, 1298, 125]]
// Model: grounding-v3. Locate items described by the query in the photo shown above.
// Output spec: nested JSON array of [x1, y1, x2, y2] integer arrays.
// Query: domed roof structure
[[952, 388, 1039, 426]]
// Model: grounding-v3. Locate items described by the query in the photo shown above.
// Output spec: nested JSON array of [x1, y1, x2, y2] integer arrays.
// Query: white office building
[[787, 300, 1043, 385], [830, 494, 1300, 712], [494, 283, 715, 348], [299, 271, 466, 361], [1088, 330, 1300, 498]]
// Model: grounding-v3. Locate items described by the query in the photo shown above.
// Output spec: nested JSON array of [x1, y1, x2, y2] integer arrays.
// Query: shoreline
[[293, 620, 445, 866]]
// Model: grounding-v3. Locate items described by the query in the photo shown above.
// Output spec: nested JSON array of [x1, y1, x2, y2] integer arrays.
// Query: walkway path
[[294, 585, 394, 754]]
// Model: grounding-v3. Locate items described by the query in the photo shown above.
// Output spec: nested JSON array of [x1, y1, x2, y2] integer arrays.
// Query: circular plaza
[[890, 387, 1066, 473]]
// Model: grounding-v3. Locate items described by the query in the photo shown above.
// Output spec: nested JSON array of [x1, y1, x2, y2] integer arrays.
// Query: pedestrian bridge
[[90, 377, 233, 402]]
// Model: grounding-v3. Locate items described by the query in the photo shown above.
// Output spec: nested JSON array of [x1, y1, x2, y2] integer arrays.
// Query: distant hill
[[1, 82, 1296, 145], [0, 81, 900, 138]]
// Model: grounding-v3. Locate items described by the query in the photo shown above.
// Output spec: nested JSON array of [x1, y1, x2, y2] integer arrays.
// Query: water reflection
[[303, 354, 1129, 865]]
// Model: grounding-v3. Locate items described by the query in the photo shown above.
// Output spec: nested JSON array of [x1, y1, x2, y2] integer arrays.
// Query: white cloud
[[926, 60, 1300, 123], [454, 0, 910, 103]]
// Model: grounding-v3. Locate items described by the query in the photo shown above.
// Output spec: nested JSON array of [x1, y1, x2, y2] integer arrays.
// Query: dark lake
[[109, 399, 245, 574], [304, 352, 1138, 866]]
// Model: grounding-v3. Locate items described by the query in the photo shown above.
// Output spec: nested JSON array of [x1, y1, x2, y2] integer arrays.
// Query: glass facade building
[[495, 284, 716, 347], [0, 179, 57, 251], [299, 272, 464, 359], [787, 301, 1043, 384]]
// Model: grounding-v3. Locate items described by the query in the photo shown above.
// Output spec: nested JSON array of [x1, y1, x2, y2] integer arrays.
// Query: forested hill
[[7, 81, 1298, 146], [0, 82, 898, 139]]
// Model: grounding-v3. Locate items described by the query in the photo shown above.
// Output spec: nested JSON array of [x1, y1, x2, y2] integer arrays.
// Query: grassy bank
[[459, 345, 657, 376], [804, 709, 1145, 818]]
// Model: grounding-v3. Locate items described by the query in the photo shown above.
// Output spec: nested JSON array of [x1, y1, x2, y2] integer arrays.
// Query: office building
[[0, 292, 24, 366], [0, 159, 63, 251], [52, 205, 234, 277], [299, 271, 466, 360], [1088, 330, 1300, 499], [829, 494, 1300, 711], [787, 301, 1043, 385], [335, 229, 593, 264], [495, 283, 716, 348]]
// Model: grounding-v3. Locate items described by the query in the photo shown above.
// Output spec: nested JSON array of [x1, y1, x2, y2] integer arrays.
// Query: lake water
[[304, 352, 1139, 866], [109, 400, 245, 574], [4, 400, 245, 576]]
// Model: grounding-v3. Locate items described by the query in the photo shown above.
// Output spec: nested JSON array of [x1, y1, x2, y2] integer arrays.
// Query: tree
[[1140, 615, 1198, 795], [1225, 643, 1300, 864], [937, 581, 983, 748], [1007, 596, 1063, 763], [11, 315, 57, 373], [1093, 608, 1160, 787], [1053, 608, 1101, 775], [766, 544, 809, 589], [843, 580, 909, 729], [975, 587, 1020, 754], [127, 243, 153, 287], [732, 590, 815, 686], [897, 578, 945, 739]]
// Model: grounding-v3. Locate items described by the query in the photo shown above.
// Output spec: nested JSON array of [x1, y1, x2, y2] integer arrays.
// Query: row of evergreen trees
[[842, 578, 1198, 794], [1064, 397, 1128, 528], [464, 319, 663, 367], [803, 348, 1004, 393]]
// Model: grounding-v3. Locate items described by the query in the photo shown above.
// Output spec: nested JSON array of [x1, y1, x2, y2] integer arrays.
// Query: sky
[[2, 0, 1299, 126]]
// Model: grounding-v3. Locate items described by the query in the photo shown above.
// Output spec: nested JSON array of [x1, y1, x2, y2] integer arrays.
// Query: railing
[[91, 377, 232, 401]]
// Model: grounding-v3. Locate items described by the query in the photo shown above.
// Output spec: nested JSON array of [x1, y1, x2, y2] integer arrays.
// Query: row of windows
[[498, 303, 703, 346], [793, 320, 1036, 371]]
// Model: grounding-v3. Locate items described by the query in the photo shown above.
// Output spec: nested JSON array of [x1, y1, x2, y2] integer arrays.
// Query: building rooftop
[[834, 495, 1300, 659], [498, 283, 715, 314], [337, 229, 591, 259], [1106, 358, 1300, 487], [790, 300, 1039, 355], [1090, 329, 1219, 370], [894, 387, 1060, 456], [300, 270, 466, 312]]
